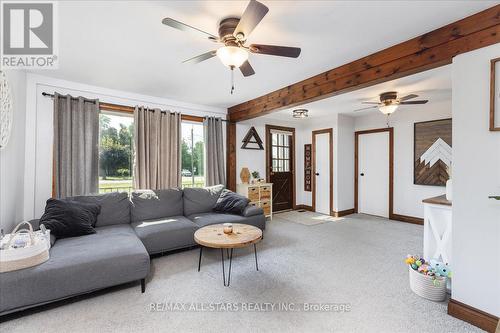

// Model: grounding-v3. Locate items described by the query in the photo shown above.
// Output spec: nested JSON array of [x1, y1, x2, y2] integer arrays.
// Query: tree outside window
[[181, 122, 205, 188], [98, 113, 134, 193]]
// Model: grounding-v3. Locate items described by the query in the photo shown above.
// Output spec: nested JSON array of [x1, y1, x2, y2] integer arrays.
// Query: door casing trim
[[312, 128, 333, 215], [265, 124, 296, 211]]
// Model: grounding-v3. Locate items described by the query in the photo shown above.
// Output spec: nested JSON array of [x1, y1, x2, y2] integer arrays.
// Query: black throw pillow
[[213, 190, 250, 215], [39, 198, 100, 239]]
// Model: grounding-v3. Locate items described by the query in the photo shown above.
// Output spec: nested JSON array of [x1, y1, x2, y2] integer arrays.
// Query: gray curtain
[[204, 117, 226, 186], [53, 93, 99, 198], [134, 106, 181, 189]]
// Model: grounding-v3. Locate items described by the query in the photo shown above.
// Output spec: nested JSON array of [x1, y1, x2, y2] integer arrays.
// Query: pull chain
[[230, 66, 235, 95], [386, 114, 390, 127]]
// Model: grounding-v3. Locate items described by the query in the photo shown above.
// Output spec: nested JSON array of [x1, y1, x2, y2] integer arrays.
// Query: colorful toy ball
[[411, 263, 418, 270], [415, 260, 422, 267], [405, 257, 416, 265]]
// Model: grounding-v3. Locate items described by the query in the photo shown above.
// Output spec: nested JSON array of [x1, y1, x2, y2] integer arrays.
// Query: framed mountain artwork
[[414, 118, 452, 186]]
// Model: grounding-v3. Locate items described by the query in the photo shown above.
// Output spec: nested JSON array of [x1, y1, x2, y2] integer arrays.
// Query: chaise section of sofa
[[0, 192, 150, 315], [0, 223, 150, 315]]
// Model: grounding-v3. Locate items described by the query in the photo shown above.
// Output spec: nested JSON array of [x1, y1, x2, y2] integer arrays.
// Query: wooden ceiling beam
[[228, 5, 500, 122]]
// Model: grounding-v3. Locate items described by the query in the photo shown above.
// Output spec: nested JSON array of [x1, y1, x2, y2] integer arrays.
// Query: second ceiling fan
[[354, 91, 429, 115], [162, 0, 301, 92]]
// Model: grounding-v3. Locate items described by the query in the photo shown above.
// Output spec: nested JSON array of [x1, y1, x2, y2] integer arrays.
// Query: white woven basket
[[408, 267, 447, 302], [0, 221, 50, 273]]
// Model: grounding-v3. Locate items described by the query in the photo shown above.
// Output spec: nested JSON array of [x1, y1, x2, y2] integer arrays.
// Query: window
[[271, 132, 291, 172], [181, 121, 205, 188], [98, 113, 134, 193]]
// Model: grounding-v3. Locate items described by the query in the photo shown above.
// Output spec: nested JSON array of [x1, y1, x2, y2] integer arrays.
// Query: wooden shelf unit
[[237, 183, 273, 219]]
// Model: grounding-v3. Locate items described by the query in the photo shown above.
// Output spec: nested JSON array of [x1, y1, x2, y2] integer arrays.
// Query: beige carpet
[[275, 210, 344, 225], [0, 214, 483, 333]]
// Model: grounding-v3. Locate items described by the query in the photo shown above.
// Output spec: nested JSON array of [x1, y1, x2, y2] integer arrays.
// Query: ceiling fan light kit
[[293, 109, 308, 118], [162, 0, 301, 94], [216, 46, 248, 68], [379, 104, 399, 115]]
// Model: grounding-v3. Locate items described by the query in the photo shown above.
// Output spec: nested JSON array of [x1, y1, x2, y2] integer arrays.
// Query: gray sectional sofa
[[0, 185, 265, 315]]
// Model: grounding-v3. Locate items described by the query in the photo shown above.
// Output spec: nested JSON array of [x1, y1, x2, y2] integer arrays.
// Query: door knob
[[360, 173, 365, 176], [315, 173, 319, 176]]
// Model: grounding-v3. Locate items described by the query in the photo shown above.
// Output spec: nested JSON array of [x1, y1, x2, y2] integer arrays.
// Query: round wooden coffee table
[[194, 223, 262, 286]]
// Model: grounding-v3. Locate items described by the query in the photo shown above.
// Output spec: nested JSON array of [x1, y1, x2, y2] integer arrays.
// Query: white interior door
[[358, 132, 389, 218], [315, 133, 330, 215]]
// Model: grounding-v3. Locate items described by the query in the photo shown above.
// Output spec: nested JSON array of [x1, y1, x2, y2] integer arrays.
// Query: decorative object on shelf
[[304, 144, 312, 191], [0, 71, 13, 150], [488, 196, 500, 200], [223, 223, 233, 234], [414, 118, 452, 186], [292, 109, 308, 119], [240, 167, 251, 184], [490, 57, 500, 131], [251, 171, 263, 184], [241, 126, 264, 150], [405, 255, 451, 302]]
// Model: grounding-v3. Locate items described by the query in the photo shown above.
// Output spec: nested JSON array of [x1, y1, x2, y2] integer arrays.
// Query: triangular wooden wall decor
[[241, 126, 264, 150]]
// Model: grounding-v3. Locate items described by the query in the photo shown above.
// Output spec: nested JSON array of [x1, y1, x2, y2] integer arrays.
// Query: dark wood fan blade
[[399, 100, 428, 105], [162, 18, 218, 41], [249, 44, 301, 58], [234, 0, 269, 39], [240, 60, 255, 77], [182, 50, 216, 64], [353, 105, 378, 112], [399, 94, 418, 101]]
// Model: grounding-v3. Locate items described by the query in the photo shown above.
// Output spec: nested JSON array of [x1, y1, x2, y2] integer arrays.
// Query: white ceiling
[[261, 64, 452, 122], [35, 1, 495, 109]]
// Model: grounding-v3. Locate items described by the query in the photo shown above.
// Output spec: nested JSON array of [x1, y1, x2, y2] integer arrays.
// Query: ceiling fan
[[354, 91, 429, 114], [161, 0, 301, 93]]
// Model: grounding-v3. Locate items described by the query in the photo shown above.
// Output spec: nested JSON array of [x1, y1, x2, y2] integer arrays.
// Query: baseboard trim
[[448, 299, 499, 333], [295, 205, 313, 211], [390, 213, 424, 225], [332, 209, 355, 217]]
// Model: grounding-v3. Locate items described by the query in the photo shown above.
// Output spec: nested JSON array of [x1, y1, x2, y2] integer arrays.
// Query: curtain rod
[[41, 92, 229, 122]]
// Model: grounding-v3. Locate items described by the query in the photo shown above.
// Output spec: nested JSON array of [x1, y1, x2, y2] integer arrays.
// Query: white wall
[[353, 98, 451, 218], [336, 114, 355, 211], [451, 44, 500, 316], [24, 73, 227, 219], [0, 70, 27, 233], [236, 117, 297, 185]]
